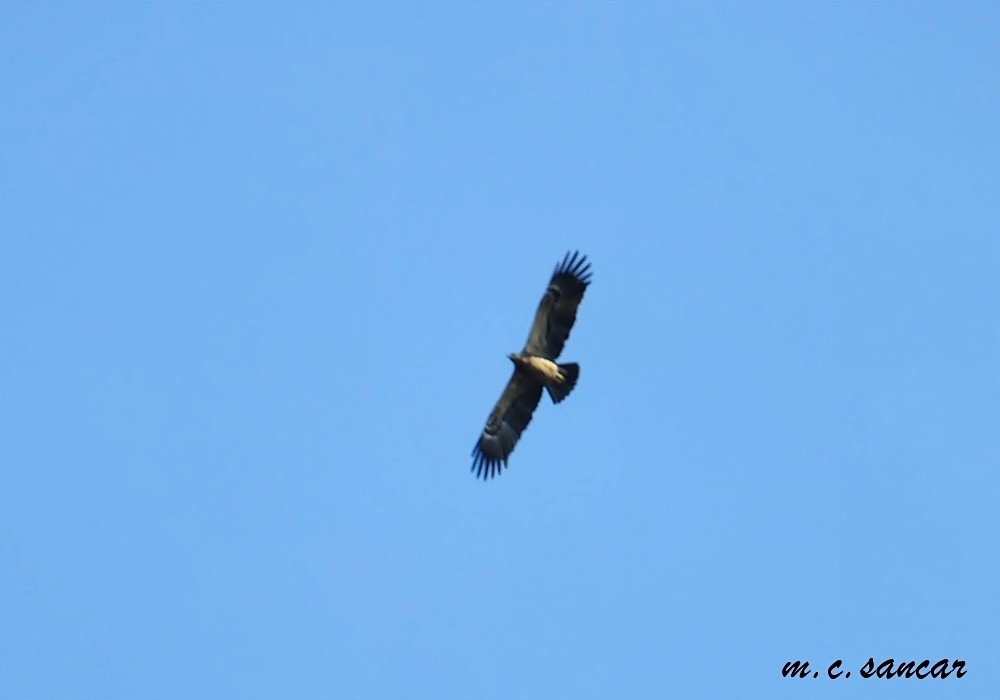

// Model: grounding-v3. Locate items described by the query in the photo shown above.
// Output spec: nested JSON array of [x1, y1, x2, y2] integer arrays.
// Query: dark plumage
[[471, 251, 592, 479]]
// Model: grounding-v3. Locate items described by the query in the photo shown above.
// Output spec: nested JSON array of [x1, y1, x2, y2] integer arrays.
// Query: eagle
[[471, 250, 593, 479]]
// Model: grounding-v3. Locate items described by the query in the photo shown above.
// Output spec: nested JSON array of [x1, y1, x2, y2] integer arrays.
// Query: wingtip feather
[[471, 441, 508, 480], [554, 250, 593, 285]]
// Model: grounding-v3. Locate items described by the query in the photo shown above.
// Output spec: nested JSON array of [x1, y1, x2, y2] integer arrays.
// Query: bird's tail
[[545, 362, 579, 404]]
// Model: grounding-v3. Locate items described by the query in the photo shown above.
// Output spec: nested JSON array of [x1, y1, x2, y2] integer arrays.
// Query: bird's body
[[509, 353, 566, 384], [471, 251, 592, 479]]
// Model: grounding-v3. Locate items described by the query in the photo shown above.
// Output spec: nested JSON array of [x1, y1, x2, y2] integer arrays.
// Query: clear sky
[[2, 3, 997, 699]]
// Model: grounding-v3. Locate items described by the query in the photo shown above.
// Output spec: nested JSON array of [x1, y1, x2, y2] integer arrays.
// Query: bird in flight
[[471, 250, 592, 479]]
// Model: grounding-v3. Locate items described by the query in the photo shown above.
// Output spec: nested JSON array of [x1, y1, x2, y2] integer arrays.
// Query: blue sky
[[2, 2, 997, 698]]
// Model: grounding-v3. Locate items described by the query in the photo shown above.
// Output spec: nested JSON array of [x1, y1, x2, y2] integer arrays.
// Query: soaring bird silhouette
[[471, 251, 592, 479]]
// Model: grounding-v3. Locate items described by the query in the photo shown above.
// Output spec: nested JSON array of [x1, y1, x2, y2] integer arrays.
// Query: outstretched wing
[[523, 250, 592, 359], [471, 368, 544, 479]]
